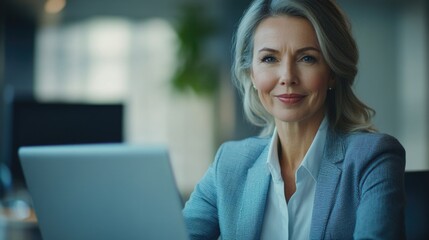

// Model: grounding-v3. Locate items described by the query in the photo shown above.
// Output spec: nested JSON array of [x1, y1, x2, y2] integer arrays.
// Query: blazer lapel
[[310, 129, 345, 239], [236, 145, 271, 240]]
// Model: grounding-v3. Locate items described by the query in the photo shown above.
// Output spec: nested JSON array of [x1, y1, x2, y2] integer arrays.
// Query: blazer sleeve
[[353, 135, 406, 239], [182, 145, 223, 240]]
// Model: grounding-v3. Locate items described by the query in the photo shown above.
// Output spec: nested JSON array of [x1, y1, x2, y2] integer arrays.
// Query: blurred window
[[35, 17, 214, 195]]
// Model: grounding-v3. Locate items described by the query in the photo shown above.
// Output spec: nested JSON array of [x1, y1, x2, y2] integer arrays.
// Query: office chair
[[404, 170, 429, 239]]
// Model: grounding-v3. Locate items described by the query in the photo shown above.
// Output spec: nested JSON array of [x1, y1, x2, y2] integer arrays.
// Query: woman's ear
[[249, 70, 257, 90]]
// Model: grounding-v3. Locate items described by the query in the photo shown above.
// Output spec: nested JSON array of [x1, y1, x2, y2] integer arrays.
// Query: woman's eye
[[261, 56, 277, 63], [301, 55, 316, 63]]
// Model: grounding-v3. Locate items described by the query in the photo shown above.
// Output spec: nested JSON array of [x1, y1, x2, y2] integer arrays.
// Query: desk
[[0, 208, 42, 240]]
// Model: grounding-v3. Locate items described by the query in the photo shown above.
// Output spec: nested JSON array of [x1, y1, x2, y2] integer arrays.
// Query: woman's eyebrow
[[257, 46, 321, 54], [257, 47, 278, 53], [296, 46, 321, 54]]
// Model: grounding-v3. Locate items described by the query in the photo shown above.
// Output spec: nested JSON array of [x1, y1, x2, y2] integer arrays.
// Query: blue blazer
[[183, 129, 406, 239]]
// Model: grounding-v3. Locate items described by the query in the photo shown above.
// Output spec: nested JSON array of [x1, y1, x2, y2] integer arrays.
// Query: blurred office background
[[1, 0, 429, 195], [0, 0, 428, 237]]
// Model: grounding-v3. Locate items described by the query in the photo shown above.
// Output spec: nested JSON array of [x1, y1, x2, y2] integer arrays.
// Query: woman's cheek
[[252, 70, 276, 91], [304, 70, 331, 91]]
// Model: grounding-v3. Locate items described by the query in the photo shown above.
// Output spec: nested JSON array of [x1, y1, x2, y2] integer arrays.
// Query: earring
[[328, 87, 333, 90], [253, 84, 257, 90]]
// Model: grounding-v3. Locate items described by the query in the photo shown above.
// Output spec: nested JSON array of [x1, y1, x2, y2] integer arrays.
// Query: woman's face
[[251, 16, 333, 127]]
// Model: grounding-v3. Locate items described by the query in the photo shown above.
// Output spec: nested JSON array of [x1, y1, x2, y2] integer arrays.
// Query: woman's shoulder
[[214, 136, 270, 169], [339, 131, 405, 164], [343, 131, 404, 150], [220, 136, 270, 151]]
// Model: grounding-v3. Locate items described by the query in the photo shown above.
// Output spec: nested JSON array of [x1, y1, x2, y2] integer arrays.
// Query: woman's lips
[[275, 93, 306, 104]]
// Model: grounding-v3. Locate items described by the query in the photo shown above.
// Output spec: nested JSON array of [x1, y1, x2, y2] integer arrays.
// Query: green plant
[[172, 4, 219, 95]]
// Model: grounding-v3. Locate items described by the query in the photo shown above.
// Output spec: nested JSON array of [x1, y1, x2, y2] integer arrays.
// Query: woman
[[183, 0, 406, 239]]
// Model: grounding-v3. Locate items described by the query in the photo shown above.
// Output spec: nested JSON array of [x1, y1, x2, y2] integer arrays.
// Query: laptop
[[19, 144, 189, 240]]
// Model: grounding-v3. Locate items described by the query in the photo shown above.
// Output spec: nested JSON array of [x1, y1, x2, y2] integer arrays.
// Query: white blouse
[[260, 117, 328, 240]]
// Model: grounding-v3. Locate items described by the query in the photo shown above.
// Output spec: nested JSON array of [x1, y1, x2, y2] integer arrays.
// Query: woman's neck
[[275, 111, 325, 202], [275, 114, 324, 172]]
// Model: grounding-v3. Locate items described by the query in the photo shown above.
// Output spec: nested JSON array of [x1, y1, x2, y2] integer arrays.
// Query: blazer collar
[[310, 128, 346, 239], [236, 142, 271, 240]]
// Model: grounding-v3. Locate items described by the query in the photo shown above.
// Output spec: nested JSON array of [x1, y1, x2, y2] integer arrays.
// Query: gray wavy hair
[[232, 0, 375, 136]]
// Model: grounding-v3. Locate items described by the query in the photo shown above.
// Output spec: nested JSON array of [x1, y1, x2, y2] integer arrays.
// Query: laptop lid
[[19, 144, 189, 240]]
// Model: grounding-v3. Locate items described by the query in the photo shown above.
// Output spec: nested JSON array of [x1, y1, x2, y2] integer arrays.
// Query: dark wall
[[0, 2, 5, 182], [0, 3, 37, 167], [3, 6, 36, 95]]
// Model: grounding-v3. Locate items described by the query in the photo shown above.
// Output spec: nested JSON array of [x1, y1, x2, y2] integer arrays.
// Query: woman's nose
[[278, 59, 298, 86]]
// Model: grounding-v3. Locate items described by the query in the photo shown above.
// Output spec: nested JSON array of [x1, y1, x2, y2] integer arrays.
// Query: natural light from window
[[35, 17, 214, 196]]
